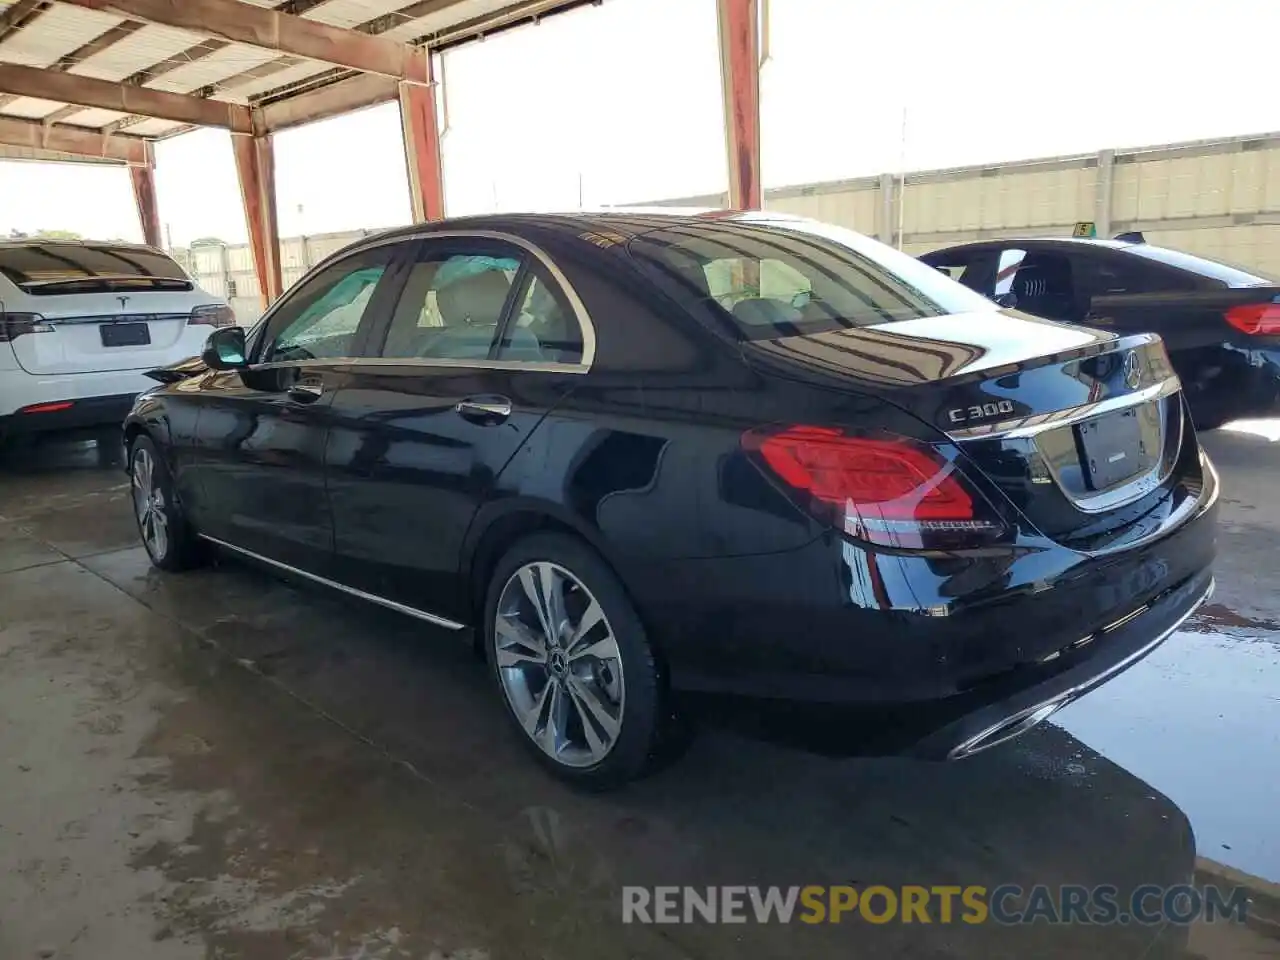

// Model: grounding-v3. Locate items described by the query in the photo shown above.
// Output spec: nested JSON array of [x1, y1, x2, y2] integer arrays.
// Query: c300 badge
[[948, 399, 1015, 424]]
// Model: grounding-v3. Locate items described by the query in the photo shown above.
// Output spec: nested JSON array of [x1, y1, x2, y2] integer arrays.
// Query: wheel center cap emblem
[[549, 650, 567, 676]]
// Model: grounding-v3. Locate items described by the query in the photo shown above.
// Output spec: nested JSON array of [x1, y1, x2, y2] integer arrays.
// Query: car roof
[[352, 209, 807, 247], [932, 237, 1135, 250], [0, 238, 167, 252]]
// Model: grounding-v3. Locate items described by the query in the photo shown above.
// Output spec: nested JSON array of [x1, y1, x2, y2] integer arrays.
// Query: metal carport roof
[[0, 0, 764, 307]]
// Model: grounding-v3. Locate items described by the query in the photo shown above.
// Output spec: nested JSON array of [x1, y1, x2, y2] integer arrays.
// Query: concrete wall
[[173, 130, 1280, 325], [651, 131, 1280, 276]]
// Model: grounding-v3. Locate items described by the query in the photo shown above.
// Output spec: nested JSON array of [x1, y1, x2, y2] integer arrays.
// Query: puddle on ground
[[1055, 626, 1280, 883]]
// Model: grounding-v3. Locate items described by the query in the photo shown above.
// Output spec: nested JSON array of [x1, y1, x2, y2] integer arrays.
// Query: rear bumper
[[627, 453, 1217, 757], [0, 392, 137, 437], [911, 568, 1213, 759]]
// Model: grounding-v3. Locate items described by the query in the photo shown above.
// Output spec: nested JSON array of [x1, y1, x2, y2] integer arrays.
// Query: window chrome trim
[[198, 534, 466, 631], [948, 376, 1181, 440], [269, 228, 597, 373], [250, 356, 590, 375]]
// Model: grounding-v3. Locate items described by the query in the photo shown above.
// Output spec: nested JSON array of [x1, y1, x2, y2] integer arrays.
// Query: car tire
[[484, 532, 668, 790], [128, 435, 206, 571]]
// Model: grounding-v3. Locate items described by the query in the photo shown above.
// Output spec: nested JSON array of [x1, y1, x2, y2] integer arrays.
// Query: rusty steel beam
[[716, 0, 761, 210], [59, 0, 430, 82], [130, 152, 162, 246], [0, 62, 252, 131], [232, 132, 283, 306], [255, 71, 397, 132], [0, 113, 148, 164], [398, 78, 444, 222]]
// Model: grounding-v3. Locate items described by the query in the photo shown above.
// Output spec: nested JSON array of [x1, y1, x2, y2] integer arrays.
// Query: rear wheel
[[484, 533, 666, 789], [129, 435, 205, 571]]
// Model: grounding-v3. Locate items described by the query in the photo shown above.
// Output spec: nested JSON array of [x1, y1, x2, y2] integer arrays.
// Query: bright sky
[[0, 0, 1276, 245]]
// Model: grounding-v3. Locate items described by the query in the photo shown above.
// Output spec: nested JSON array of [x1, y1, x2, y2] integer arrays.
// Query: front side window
[[261, 249, 390, 363], [628, 218, 997, 341], [381, 249, 520, 361]]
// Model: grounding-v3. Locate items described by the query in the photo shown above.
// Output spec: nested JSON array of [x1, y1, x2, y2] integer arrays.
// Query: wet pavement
[[1, 428, 1277, 959]]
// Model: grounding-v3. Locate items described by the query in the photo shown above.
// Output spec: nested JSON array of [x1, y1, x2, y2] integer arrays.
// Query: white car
[[0, 239, 232, 445]]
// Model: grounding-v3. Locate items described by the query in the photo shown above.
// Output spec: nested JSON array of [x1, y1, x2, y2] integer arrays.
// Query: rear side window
[[628, 219, 996, 340], [1118, 244, 1276, 287], [0, 242, 191, 293], [381, 248, 521, 361]]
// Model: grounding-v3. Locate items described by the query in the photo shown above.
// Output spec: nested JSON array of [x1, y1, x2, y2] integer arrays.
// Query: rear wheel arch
[[462, 500, 654, 658]]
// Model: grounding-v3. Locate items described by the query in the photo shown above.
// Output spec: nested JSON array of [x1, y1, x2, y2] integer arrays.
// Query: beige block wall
[[173, 132, 1280, 327]]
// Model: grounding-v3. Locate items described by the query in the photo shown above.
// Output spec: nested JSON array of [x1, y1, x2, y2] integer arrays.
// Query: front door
[[188, 245, 401, 574], [325, 236, 589, 621]]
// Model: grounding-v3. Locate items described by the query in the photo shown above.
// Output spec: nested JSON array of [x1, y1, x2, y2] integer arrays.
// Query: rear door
[[0, 242, 204, 374], [325, 235, 588, 621], [189, 244, 402, 574]]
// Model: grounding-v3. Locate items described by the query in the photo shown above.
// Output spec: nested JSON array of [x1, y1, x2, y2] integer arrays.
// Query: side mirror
[[994, 292, 1019, 309], [202, 326, 248, 370]]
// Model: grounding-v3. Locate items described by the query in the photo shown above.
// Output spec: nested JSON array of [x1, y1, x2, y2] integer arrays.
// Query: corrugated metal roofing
[[0, 0, 588, 146], [0, 5, 123, 68]]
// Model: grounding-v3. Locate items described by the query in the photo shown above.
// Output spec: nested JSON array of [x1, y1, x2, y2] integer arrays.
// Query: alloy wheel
[[131, 446, 169, 561], [495, 561, 625, 767]]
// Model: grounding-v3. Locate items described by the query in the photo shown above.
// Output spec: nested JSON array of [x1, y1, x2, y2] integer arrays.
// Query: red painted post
[[232, 130, 282, 307], [717, 0, 761, 210], [130, 144, 162, 248], [399, 71, 445, 222]]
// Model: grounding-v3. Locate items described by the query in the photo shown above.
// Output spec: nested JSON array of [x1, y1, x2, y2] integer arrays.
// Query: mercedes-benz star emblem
[[1123, 351, 1142, 390]]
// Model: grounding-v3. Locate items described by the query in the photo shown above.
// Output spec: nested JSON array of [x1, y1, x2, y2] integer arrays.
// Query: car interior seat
[[1012, 257, 1082, 322]]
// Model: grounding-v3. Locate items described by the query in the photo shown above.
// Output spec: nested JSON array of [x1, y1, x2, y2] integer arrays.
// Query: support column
[[232, 130, 282, 307], [398, 58, 445, 222], [878, 172, 895, 244], [716, 0, 761, 210], [130, 143, 162, 248], [1095, 148, 1115, 240]]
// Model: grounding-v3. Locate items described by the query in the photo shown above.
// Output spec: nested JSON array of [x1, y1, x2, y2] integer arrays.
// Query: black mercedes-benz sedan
[[124, 212, 1217, 788], [920, 236, 1280, 430]]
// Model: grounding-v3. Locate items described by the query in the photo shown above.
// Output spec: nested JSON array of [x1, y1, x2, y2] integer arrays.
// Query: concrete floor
[[1, 429, 1277, 960]]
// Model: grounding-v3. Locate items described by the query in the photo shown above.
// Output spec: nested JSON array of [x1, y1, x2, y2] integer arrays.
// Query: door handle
[[456, 395, 513, 425], [287, 381, 323, 404]]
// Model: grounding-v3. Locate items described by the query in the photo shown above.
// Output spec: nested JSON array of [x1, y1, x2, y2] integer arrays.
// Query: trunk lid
[[6, 289, 198, 375], [742, 310, 1199, 547]]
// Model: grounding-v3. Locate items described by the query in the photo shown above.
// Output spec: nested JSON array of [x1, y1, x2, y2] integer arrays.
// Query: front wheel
[[484, 533, 667, 789], [129, 435, 206, 571]]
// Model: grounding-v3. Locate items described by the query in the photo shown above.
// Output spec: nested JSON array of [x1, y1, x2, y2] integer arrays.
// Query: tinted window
[[0, 242, 191, 293], [1119, 244, 1276, 287], [629, 219, 996, 340], [1086, 254, 1197, 296], [381, 248, 520, 361], [496, 271, 584, 364], [1002, 249, 1087, 323], [260, 249, 390, 363]]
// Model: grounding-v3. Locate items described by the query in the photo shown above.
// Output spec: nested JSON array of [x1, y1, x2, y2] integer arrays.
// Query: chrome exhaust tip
[[947, 695, 1072, 760]]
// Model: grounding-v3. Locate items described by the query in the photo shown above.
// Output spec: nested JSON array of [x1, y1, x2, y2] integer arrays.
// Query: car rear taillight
[[1225, 302, 1280, 335], [0, 312, 53, 342], [741, 425, 1005, 549], [188, 304, 235, 327]]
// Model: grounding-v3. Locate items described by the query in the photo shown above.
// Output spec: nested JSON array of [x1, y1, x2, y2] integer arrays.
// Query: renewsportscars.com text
[[621, 884, 1249, 925]]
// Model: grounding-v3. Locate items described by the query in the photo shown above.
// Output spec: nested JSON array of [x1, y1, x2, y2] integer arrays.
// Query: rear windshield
[[0, 243, 191, 293], [1122, 244, 1277, 287], [627, 218, 997, 340]]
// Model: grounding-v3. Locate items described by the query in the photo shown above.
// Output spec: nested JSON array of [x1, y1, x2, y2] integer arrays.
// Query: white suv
[[0, 239, 232, 444]]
